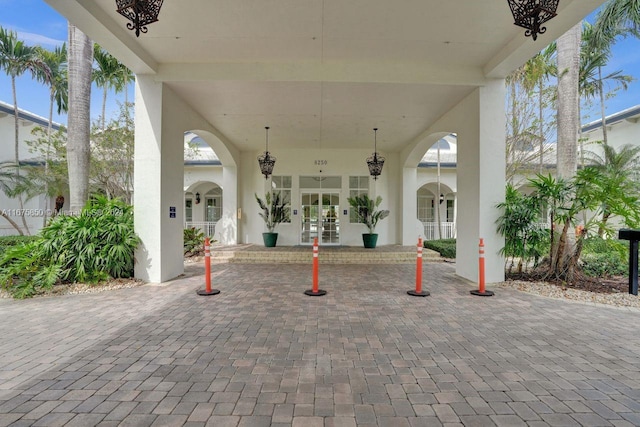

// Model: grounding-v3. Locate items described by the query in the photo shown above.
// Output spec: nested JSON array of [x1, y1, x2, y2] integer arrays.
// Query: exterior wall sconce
[[115, 0, 164, 37], [439, 194, 445, 204], [507, 0, 559, 41], [195, 192, 201, 204], [366, 128, 385, 180], [258, 126, 276, 179]]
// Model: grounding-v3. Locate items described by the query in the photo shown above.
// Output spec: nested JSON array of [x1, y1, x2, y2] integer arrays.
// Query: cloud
[[17, 31, 65, 48], [0, 23, 65, 48]]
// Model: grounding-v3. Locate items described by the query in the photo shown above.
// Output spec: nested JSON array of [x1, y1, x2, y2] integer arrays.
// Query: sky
[[0, 0, 639, 127], [0, 0, 134, 126]]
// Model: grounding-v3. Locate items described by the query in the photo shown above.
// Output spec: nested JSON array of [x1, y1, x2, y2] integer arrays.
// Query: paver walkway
[[1, 262, 640, 427]]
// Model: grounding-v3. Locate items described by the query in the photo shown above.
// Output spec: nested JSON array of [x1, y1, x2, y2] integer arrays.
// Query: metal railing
[[185, 221, 217, 237], [422, 222, 456, 240]]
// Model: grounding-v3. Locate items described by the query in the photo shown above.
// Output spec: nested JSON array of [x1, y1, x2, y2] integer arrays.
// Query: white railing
[[185, 221, 217, 238], [422, 222, 456, 240]]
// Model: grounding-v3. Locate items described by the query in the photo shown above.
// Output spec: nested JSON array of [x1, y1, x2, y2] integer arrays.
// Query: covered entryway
[[45, 0, 607, 283]]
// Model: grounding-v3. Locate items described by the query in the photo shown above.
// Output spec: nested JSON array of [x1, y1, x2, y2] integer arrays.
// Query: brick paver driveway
[[1, 262, 640, 427]]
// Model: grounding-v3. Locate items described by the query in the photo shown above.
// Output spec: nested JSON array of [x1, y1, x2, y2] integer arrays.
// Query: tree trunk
[[44, 93, 54, 227], [0, 212, 24, 235], [553, 22, 581, 278], [102, 87, 107, 130], [11, 75, 30, 235], [556, 22, 581, 180], [598, 66, 608, 145], [67, 24, 93, 213], [539, 80, 544, 174]]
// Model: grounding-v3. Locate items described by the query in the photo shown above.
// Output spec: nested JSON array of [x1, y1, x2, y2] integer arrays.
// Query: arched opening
[[184, 130, 239, 245], [415, 134, 458, 240]]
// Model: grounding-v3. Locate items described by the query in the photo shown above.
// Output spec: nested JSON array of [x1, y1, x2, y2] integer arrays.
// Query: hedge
[[424, 238, 456, 258]]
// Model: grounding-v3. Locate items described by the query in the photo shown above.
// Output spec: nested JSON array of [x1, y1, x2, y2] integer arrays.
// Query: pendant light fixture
[[507, 0, 559, 41], [115, 0, 164, 37], [258, 126, 276, 179], [366, 128, 385, 180]]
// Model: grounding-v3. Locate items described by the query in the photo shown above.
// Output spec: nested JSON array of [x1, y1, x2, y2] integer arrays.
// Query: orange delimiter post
[[416, 237, 423, 293], [478, 238, 485, 293], [205, 237, 211, 293], [312, 237, 319, 293]]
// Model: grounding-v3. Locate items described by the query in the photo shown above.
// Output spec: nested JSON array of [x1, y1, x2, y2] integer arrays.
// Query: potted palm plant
[[255, 191, 290, 247], [347, 194, 390, 248]]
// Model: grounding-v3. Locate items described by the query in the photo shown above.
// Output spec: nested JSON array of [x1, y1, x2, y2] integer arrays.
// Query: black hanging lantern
[[258, 126, 276, 179], [115, 0, 164, 37], [366, 128, 385, 180], [507, 0, 559, 41]]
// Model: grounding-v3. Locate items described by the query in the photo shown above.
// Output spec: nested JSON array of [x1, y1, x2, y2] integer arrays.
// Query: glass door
[[301, 192, 340, 245]]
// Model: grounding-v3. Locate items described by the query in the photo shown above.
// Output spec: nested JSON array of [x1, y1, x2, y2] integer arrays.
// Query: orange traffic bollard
[[408, 237, 430, 297], [470, 238, 494, 297], [305, 237, 327, 296], [197, 237, 220, 296]]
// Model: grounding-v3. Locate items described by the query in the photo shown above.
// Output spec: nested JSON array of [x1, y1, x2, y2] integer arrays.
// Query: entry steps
[[206, 244, 442, 264]]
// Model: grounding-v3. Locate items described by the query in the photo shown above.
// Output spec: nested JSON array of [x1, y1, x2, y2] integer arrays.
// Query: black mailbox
[[618, 229, 640, 296]]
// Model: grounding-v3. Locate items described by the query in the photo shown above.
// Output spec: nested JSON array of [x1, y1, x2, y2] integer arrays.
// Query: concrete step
[[207, 245, 442, 264]]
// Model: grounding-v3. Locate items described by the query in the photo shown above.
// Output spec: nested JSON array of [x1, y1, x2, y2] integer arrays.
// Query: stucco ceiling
[[46, 0, 605, 153]]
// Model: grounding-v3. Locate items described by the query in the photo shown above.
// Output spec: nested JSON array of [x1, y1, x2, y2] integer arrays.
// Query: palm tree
[[67, 23, 93, 213], [36, 44, 68, 225], [590, 0, 640, 48], [93, 44, 130, 129], [522, 44, 557, 173], [585, 143, 640, 235], [0, 26, 49, 234], [580, 23, 633, 148]]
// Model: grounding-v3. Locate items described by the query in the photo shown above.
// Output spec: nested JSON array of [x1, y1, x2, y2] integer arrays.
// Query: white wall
[[239, 148, 396, 246], [0, 110, 67, 236]]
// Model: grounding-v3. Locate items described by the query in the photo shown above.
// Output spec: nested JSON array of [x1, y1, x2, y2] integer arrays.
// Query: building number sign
[[314, 160, 328, 166]]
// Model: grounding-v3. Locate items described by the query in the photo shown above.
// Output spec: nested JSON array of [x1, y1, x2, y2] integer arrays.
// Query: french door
[[300, 192, 340, 245]]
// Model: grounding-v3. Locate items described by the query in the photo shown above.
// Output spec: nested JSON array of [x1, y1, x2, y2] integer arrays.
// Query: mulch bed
[[506, 271, 630, 294]]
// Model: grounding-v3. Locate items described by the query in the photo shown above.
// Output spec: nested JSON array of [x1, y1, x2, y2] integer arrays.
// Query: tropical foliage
[[498, 167, 639, 281], [0, 196, 139, 298], [496, 184, 548, 273], [347, 194, 390, 234], [255, 191, 290, 233], [184, 227, 205, 257], [581, 236, 629, 277]]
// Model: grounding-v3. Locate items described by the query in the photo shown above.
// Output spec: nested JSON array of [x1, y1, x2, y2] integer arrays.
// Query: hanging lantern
[[507, 0, 559, 41], [115, 0, 164, 37], [258, 126, 276, 179], [366, 128, 385, 180]]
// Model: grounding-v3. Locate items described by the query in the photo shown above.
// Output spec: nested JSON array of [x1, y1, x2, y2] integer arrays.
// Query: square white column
[[134, 76, 185, 282], [457, 79, 506, 284]]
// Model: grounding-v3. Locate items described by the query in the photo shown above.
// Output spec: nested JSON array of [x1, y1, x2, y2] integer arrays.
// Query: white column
[[453, 194, 458, 238], [456, 80, 505, 284], [401, 167, 420, 245], [134, 76, 185, 283], [219, 165, 238, 244]]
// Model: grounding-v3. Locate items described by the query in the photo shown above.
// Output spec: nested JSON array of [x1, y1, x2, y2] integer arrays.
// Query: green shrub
[[0, 235, 38, 257], [424, 238, 456, 258], [580, 236, 628, 277], [0, 196, 139, 298], [184, 227, 205, 256]]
